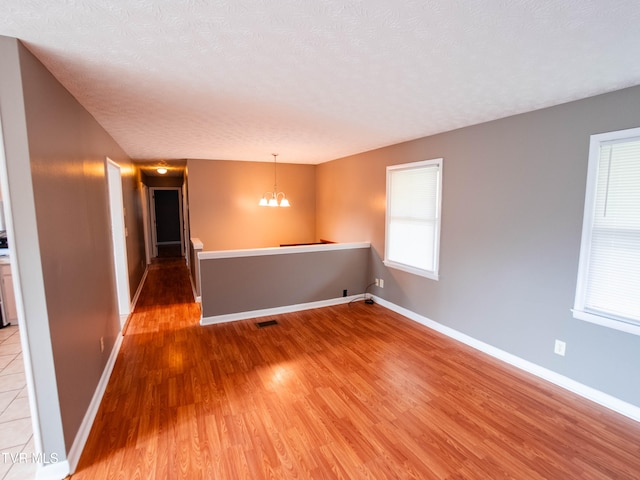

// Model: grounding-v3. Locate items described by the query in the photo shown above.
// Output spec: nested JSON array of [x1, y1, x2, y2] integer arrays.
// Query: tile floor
[[0, 325, 36, 480]]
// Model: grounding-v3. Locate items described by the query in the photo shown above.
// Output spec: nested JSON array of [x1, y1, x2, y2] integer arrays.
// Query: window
[[384, 158, 442, 280], [573, 127, 640, 335]]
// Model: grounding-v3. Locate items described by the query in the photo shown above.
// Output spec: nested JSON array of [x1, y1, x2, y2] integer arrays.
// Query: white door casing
[[106, 158, 130, 325]]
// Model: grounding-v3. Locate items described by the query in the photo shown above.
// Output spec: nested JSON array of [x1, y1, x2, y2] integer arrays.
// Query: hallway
[[71, 258, 200, 478]]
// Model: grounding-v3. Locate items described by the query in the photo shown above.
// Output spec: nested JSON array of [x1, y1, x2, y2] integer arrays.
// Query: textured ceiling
[[1, 1, 640, 164]]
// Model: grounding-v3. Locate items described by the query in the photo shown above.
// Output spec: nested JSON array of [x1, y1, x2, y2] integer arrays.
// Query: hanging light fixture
[[259, 154, 290, 207]]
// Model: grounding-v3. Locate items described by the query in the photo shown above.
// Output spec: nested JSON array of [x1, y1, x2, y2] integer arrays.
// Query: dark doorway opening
[[152, 188, 182, 258]]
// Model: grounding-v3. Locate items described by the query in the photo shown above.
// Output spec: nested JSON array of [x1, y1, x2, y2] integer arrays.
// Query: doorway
[[0, 113, 39, 478], [106, 159, 131, 326], [149, 187, 184, 258]]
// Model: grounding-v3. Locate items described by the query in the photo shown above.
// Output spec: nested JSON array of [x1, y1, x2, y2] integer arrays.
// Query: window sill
[[572, 309, 640, 336], [383, 260, 439, 281]]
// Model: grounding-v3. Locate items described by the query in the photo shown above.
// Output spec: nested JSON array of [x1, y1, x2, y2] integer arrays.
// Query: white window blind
[[574, 128, 640, 334], [384, 158, 442, 280]]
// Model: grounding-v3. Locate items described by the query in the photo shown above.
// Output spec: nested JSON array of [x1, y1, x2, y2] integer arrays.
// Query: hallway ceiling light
[[156, 160, 169, 174], [259, 154, 290, 207]]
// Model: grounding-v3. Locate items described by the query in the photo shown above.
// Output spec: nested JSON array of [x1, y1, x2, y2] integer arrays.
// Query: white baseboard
[[66, 332, 124, 473], [121, 266, 148, 334], [201, 295, 361, 326], [188, 270, 199, 303], [130, 266, 149, 311], [372, 295, 640, 423], [36, 460, 70, 480]]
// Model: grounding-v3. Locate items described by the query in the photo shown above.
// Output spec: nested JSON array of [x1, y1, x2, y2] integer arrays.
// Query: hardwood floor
[[71, 260, 640, 479]]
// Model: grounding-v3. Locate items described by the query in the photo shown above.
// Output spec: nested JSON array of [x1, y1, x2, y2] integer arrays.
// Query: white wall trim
[[572, 308, 640, 337], [201, 295, 361, 326], [130, 266, 148, 312], [198, 241, 370, 260], [121, 266, 148, 334], [372, 295, 640, 423], [66, 332, 124, 473], [36, 460, 70, 480], [106, 158, 131, 323], [187, 268, 199, 303]]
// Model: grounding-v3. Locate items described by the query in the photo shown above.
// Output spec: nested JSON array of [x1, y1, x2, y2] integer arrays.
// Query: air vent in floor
[[256, 319, 278, 328]]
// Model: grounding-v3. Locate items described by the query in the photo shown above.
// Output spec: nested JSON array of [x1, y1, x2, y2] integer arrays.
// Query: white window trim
[[573, 126, 640, 336], [384, 158, 443, 280], [572, 309, 640, 336]]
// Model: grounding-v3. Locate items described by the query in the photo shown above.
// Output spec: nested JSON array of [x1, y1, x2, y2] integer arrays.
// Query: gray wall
[[317, 85, 640, 407], [200, 246, 369, 318], [0, 36, 147, 453]]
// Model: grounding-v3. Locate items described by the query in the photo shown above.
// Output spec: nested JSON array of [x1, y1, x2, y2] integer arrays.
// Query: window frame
[[573, 126, 640, 336], [384, 158, 443, 280]]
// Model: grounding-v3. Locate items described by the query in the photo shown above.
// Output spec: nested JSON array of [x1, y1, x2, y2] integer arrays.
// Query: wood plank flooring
[[70, 259, 640, 479]]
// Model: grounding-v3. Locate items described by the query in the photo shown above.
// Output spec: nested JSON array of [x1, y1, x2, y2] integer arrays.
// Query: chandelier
[[259, 154, 290, 207]]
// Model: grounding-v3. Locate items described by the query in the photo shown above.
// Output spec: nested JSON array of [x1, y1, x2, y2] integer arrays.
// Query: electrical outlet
[[100, 337, 105, 353], [379, 279, 384, 288], [554, 339, 566, 356], [375, 278, 379, 286], [343, 289, 347, 297]]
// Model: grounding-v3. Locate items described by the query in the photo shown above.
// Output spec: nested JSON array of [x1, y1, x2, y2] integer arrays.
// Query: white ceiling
[[1, 1, 640, 165]]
